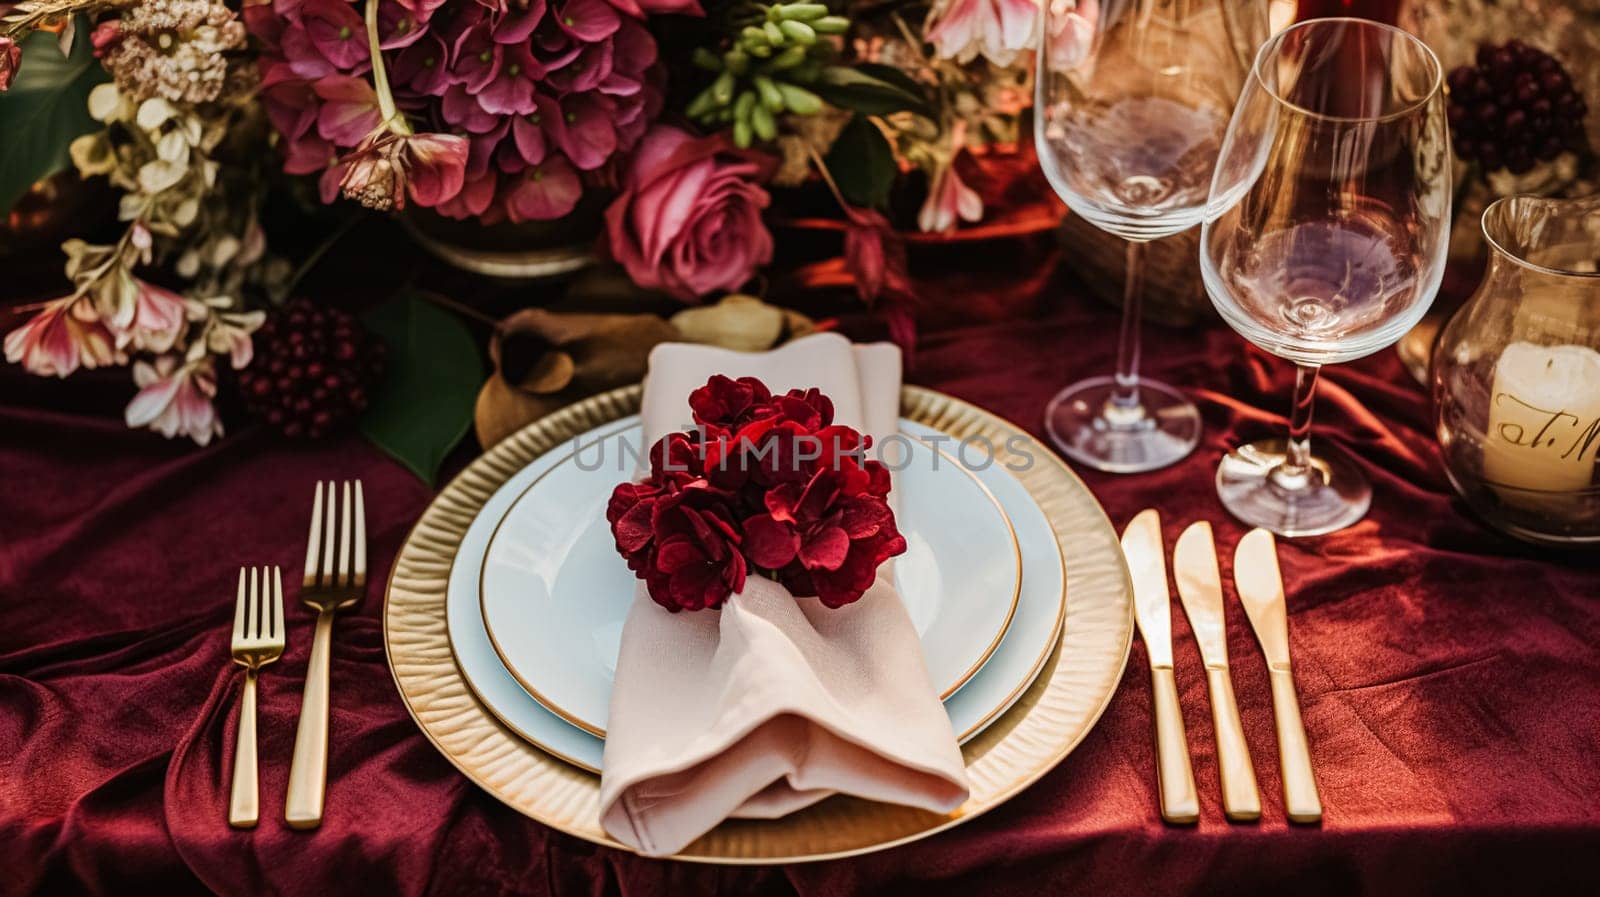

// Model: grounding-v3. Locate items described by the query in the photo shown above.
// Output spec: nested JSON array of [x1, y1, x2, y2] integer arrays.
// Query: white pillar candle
[[1483, 341, 1600, 504]]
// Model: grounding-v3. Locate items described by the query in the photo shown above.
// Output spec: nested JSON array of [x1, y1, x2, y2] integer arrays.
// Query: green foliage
[[358, 293, 484, 486], [0, 19, 108, 215], [825, 115, 896, 210], [810, 64, 933, 118]]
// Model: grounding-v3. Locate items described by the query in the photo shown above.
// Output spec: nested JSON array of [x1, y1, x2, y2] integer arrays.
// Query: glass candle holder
[[1432, 193, 1600, 545]]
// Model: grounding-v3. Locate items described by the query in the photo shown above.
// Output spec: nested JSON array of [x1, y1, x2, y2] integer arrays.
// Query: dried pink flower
[[925, 0, 1041, 67], [3, 296, 119, 378], [918, 153, 983, 234], [113, 277, 190, 353], [125, 356, 223, 446], [331, 123, 469, 211], [0, 36, 20, 92]]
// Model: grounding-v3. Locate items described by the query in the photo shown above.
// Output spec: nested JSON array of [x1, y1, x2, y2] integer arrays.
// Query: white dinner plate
[[444, 418, 1067, 773], [479, 420, 1022, 737]]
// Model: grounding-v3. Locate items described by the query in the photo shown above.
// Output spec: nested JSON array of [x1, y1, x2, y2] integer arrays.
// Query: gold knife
[[1120, 509, 1200, 824], [1173, 521, 1261, 822], [1234, 528, 1323, 823]]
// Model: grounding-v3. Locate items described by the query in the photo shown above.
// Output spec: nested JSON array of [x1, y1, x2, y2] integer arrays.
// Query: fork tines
[[231, 566, 285, 666], [303, 480, 366, 592]]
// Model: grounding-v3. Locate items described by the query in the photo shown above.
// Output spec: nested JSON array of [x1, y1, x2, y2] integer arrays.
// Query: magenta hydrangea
[[247, 0, 672, 223]]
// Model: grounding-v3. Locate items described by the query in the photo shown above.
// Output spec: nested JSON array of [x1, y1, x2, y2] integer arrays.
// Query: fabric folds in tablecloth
[[3, 287, 1599, 896]]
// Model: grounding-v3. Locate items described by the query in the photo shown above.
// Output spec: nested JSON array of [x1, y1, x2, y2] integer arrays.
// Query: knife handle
[[1205, 667, 1261, 822], [1149, 667, 1199, 824], [1269, 666, 1322, 823]]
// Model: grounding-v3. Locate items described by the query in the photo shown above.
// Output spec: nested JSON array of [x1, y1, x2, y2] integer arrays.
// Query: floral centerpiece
[[1, 0, 1088, 449]]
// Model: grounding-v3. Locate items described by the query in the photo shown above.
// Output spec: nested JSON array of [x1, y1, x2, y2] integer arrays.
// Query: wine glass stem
[[1272, 362, 1322, 491], [1110, 239, 1148, 413]]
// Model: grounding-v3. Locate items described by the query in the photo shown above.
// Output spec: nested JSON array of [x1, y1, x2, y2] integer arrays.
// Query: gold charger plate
[[384, 384, 1135, 863]]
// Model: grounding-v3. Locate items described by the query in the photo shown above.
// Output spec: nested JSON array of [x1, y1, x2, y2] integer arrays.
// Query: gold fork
[[229, 566, 285, 829], [286, 480, 366, 830]]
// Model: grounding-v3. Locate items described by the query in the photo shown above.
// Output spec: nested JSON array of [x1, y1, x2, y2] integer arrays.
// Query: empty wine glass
[[1036, 0, 1269, 472], [1201, 17, 1451, 535]]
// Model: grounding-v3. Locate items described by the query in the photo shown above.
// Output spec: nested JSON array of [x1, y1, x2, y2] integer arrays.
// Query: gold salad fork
[[229, 566, 285, 829], [286, 480, 366, 830]]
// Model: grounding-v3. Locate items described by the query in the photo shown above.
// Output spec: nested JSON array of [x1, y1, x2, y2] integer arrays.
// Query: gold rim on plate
[[477, 427, 1024, 739], [384, 383, 1135, 863]]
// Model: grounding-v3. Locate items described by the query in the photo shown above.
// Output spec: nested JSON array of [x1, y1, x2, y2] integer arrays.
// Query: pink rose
[[605, 125, 777, 301]]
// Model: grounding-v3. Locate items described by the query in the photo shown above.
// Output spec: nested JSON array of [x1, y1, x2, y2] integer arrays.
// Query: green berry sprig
[[688, 2, 849, 147]]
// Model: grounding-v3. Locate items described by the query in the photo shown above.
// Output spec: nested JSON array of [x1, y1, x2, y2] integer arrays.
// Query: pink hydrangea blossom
[[249, 0, 677, 223]]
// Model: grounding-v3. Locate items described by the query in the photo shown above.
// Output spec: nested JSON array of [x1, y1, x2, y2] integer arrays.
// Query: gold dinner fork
[[286, 480, 366, 830], [230, 566, 285, 829]]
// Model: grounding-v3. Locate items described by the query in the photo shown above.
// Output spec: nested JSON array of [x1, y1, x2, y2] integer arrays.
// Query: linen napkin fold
[[598, 333, 970, 856]]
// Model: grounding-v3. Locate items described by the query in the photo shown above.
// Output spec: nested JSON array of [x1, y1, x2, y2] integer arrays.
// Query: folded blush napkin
[[597, 333, 970, 856]]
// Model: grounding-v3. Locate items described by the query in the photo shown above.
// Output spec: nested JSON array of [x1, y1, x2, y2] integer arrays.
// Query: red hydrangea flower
[[741, 447, 903, 608], [687, 374, 774, 431], [610, 376, 903, 611], [606, 432, 746, 612], [690, 374, 845, 488]]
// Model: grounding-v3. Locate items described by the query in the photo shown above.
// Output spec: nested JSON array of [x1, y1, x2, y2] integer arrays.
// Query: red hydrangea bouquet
[[606, 374, 906, 612]]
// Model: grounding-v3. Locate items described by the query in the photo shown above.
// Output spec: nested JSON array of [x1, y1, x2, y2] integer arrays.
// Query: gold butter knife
[[1120, 509, 1199, 824], [1174, 521, 1261, 822], [1234, 528, 1323, 823]]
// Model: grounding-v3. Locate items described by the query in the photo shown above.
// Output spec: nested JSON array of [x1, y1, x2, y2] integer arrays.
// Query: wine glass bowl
[[1039, 94, 1232, 241], [1035, 0, 1268, 472], [1201, 17, 1450, 536], [1207, 199, 1439, 365]]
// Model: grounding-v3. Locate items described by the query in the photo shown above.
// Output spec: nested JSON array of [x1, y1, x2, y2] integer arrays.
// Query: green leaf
[[359, 293, 484, 486], [853, 64, 930, 103], [810, 65, 932, 118], [0, 19, 109, 215], [824, 115, 897, 210]]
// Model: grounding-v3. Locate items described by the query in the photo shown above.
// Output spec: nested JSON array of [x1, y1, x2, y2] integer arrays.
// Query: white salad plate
[[444, 418, 1067, 773], [479, 418, 1022, 737]]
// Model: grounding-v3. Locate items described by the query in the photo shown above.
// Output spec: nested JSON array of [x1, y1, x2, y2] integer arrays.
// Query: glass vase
[[1432, 193, 1600, 545]]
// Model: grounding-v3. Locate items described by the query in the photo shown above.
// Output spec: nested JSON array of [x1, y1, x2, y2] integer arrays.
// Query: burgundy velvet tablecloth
[[3, 283, 1598, 897]]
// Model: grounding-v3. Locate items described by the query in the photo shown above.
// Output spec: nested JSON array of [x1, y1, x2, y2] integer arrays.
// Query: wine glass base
[[1216, 438, 1372, 537], [1044, 376, 1201, 474]]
